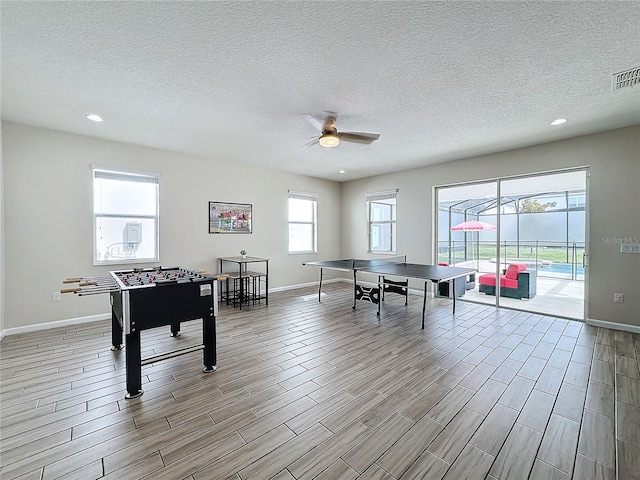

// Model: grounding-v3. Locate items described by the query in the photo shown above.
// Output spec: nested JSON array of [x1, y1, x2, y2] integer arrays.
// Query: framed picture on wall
[[209, 201, 252, 234]]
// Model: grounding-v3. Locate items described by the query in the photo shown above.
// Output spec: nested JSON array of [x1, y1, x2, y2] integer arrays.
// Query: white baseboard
[[272, 278, 429, 297], [1, 313, 110, 339], [269, 278, 344, 293], [586, 318, 640, 334]]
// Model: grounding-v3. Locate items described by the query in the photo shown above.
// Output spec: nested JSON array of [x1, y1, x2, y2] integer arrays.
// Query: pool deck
[[451, 260, 585, 320]]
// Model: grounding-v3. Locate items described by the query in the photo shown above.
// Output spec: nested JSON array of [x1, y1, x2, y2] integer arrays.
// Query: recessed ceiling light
[[550, 118, 567, 126], [338, 170, 346, 174], [86, 114, 104, 122]]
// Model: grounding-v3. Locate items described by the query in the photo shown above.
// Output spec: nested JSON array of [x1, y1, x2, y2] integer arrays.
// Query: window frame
[[92, 166, 160, 266], [288, 190, 317, 254], [366, 190, 397, 254]]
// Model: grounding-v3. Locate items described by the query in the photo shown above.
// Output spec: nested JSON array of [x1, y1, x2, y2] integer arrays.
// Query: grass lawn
[[440, 244, 585, 265]]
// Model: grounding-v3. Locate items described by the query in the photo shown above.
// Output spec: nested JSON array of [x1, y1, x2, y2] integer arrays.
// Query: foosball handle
[[60, 288, 82, 294]]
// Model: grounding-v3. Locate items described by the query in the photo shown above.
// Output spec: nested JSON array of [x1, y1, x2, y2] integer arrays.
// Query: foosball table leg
[[170, 322, 181, 337], [110, 310, 123, 350], [202, 310, 217, 373], [125, 330, 144, 399]]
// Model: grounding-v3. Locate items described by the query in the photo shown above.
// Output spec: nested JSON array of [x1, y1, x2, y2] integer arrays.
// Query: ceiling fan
[[301, 113, 380, 148]]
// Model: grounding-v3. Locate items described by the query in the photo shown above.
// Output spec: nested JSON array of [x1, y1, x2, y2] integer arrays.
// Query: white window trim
[[288, 190, 317, 255], [92, 166, 160, 265]]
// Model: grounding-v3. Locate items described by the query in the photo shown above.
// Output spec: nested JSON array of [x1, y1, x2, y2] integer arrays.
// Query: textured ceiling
[[2, 1, 639, 181]]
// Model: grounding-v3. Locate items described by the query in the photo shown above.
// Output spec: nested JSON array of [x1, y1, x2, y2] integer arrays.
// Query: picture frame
[[209, 201, 252, 234]]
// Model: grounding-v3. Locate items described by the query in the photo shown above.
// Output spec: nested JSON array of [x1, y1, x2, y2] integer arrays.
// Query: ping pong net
[[352, 255, 407, 271]]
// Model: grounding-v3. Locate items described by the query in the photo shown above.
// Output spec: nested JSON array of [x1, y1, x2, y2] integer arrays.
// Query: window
[[288, 190, 317, 254], [367, 190, 397, 253], [93, 167, 159, 265]]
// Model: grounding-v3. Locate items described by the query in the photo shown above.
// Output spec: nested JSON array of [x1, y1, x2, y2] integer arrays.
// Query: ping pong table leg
[[318, 268, 323, 302], [422, 282, 427, 329], [452, 279, 456, 315], [377, 277, 382, 316], [352, 269, 357, 309]]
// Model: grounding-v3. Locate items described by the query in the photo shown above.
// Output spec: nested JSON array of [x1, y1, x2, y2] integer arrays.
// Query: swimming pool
[[543, 263, 585, 275]]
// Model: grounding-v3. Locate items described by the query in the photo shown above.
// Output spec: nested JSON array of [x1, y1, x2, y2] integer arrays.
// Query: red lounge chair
[[478, 263, 537, 299]]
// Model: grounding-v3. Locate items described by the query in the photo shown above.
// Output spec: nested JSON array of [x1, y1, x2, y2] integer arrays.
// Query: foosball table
[[62, 266, 218, 399]]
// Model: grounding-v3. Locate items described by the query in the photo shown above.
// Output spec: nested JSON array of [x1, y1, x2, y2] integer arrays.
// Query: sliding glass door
[[436, 168, 587, 320]]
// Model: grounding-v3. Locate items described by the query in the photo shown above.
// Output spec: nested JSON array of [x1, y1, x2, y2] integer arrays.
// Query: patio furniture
[[478, 263, 537, 299], [436, 263, 473, 298]]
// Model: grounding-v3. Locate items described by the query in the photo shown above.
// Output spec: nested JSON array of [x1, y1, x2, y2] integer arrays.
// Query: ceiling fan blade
[[303, 114, 324, 131], [300, 137, 319, 148], [338, 132, 380, 144]]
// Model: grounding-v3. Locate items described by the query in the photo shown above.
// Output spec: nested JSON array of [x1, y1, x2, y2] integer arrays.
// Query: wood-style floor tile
[[529, 460, 571, 480], [287, 421, 370, 480], [0, 284, 635, 480], [342, 413, 413, 473], [398, 449, 449, 480], [616, 401, 640, 448], [536, 413, 580, 474], [376, 414, 444, 478], [573, 454, 615, 480], [517, 389, 555, 432], [441, 444, 494, 480], [617, 374, 640, 406], [577, 409, 615, 468], [585, 380, 615, 417], [617, 440, 640, 480], [489, 423, 543, 480], [469, 403, 519, 456]]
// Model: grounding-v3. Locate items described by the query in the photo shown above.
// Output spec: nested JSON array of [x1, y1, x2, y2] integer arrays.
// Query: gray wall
[[2, 122, 639, 333], [0, 124, 4, 335], [1, 122, 341, 330], [341, 126, 640, 329]]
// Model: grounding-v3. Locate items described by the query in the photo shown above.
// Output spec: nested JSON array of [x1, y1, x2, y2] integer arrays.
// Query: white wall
[[1, 122, 341, 330], [341, 126, 640, 329], [0, 123, 5, 337], [3, 122, 639, 333]]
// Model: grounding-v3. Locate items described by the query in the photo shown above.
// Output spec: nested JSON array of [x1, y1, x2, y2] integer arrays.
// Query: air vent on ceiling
[[611, 67, 640, 92]]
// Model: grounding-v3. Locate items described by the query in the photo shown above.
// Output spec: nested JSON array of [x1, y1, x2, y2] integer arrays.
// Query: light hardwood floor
[[1, 283, 639, 480]]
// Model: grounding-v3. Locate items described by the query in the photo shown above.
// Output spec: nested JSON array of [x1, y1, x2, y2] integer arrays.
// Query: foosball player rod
[[78, 278, 116, 287], [77, 287, 118, 296], [61, 284, 116, 294], [63, 275, 113, 284]]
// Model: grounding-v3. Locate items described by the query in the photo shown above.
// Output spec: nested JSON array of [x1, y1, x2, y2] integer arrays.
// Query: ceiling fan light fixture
[[318, 133, 340, 148]]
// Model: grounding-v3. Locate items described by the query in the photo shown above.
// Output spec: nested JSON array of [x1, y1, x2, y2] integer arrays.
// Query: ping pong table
[[303, 256, 476, 328]]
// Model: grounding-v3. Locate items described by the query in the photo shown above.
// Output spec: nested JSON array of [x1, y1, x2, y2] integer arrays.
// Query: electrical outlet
[[52, 292, 61, 302], [613, 293, 624, 304]]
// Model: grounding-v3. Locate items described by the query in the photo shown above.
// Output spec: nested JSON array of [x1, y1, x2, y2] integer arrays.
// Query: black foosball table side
[[110, 275, 218, 399]]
